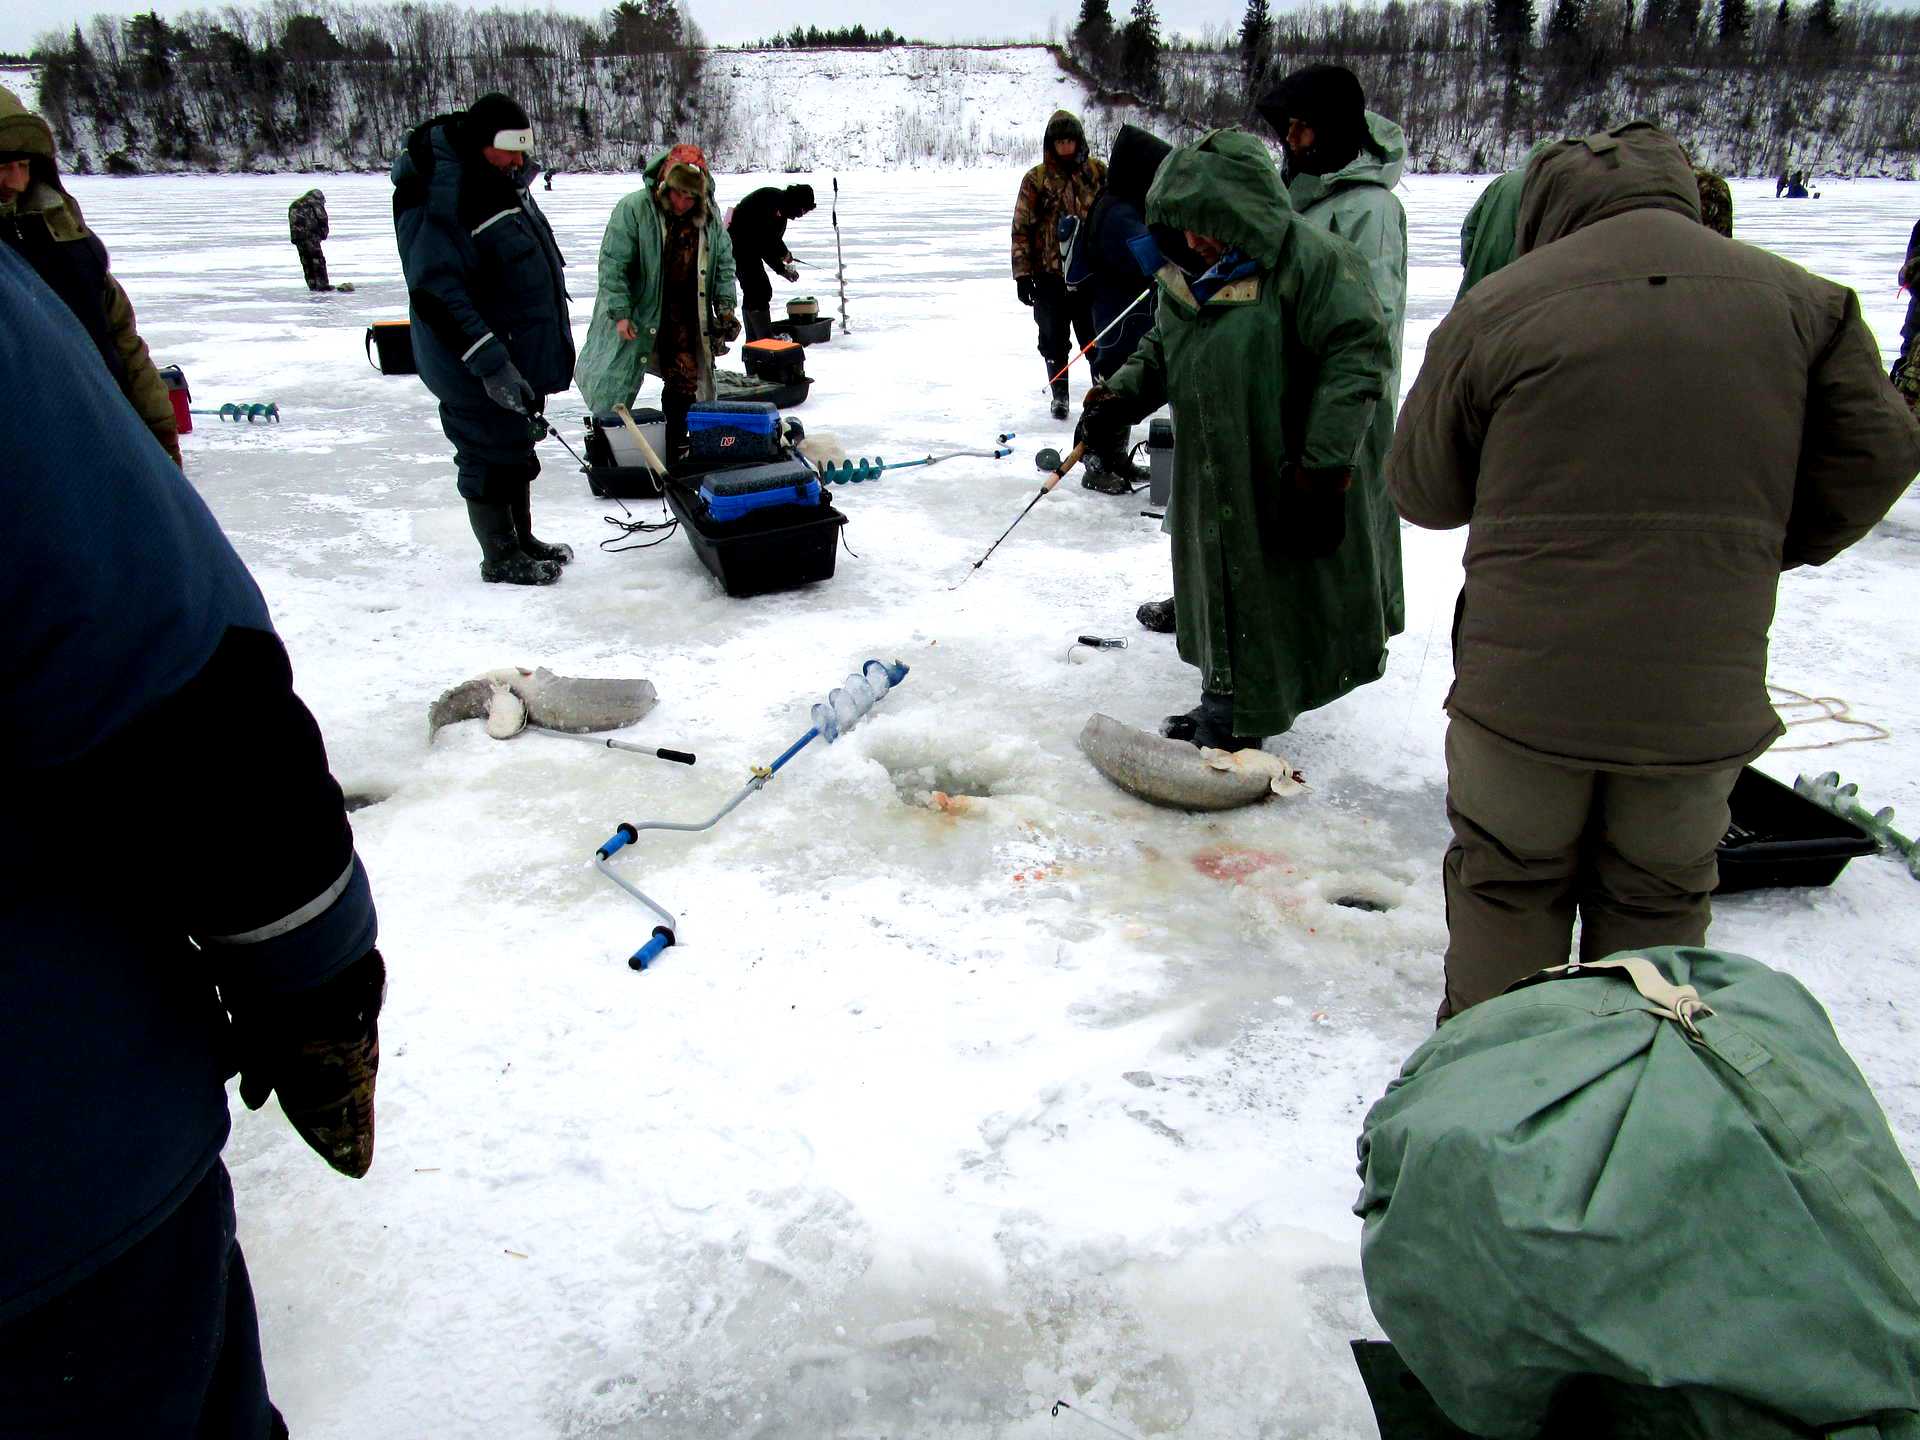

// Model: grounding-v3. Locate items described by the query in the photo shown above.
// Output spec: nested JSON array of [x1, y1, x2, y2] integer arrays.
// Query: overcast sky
[[2, 0, 1246, 60]]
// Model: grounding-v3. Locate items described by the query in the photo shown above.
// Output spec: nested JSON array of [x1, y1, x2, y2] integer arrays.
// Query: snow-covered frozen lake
[[68, 168, 1920, 1438]]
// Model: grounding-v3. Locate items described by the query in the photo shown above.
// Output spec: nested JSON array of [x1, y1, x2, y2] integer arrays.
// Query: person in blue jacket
[[0, 241, 385, 1437], [392, 92, 575, 585], [1066, 122, 1171, 496]]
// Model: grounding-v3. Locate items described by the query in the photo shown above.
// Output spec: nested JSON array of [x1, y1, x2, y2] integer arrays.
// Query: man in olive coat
[[1088, 128, 1393, 752], [1388, 122, 1920, 1020]]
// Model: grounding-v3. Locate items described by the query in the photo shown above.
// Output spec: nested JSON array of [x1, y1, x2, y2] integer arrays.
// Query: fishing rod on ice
[[950, 443, 1084, 590], [592, 658, 910, 971]]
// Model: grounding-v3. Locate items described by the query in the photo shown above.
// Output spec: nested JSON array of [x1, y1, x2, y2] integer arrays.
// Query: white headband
[[491, 127, 533, 153]]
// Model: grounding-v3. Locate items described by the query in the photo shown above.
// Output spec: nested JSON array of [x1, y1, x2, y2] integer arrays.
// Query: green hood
[[0, 85, 54, 161], [1516, 121, 1700, 257], [1286, 110, 1405, 211], [1145, 128, 1293, 269]]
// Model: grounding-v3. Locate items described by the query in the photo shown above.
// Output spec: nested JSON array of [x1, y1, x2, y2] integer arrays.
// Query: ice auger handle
[[629, 926, 674, 971]]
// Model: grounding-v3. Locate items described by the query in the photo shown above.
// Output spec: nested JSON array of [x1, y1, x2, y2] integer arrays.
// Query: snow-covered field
[[69, 169, 1920, 1438]]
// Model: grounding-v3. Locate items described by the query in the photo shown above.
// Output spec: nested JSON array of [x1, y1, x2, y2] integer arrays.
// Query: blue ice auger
[[593, 658, 910, 971], [820, 435, 1015, 484], [191, 402, 281, 423]]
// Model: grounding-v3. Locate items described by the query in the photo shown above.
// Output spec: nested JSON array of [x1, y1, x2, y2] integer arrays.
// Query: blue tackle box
[[698, 458, 820, 522], [686, 400, 782, 462]]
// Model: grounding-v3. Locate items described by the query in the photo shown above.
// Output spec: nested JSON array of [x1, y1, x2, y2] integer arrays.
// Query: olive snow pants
[[1437, 718, 1741, 1022]]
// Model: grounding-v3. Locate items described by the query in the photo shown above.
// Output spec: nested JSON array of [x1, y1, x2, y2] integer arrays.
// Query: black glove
[[483, 362, 536, 416], [1075, 384, 1130, 454], [1279, 463, 1353, 559], [232, 949, 387, 1178], [1016, 276, 1035, 307], [780, 263, 800, 283]]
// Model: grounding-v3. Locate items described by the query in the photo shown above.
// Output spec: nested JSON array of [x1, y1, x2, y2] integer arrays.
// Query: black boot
[[1162, 691, 1264, 751], [510, 485, 573, 565], [662, 390, 693, 467], [1136, 596, 1176, 633], [1080, 450, 1138, 495], [467, 500, 560, 585], [744, 306, 775, 341], [1050, 372, 1069, 421]]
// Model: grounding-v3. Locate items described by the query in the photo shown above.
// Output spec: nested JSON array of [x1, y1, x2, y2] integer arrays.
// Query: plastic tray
[[1714, 766, 1877, 894], [664, 480, 845, 597], [772, 317, 833, 346]]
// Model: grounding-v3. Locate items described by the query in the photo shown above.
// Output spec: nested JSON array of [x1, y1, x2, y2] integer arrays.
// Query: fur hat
[[660, 142, 709, 197]]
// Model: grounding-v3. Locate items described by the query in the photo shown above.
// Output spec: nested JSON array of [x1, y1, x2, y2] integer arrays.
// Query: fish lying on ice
[[428, 668, 658, 742], [1077, 712, 1305, 812]]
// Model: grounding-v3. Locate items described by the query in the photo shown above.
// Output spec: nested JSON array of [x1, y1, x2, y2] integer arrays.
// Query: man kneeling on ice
[[1079, 128, 1393, 753]]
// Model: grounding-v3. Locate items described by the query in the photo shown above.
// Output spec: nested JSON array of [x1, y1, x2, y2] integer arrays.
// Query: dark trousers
[[455, 446, 540, 504], [1031, 274, 1094, 374], [0, 1161, 286, 1439], [738, 262, 774, 311], [294, 242, 329, 292]]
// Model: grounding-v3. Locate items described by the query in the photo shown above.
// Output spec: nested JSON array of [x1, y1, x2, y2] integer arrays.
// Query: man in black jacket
[[392, 93, 575, 585], [726, 183, 814, 340], [0, 242, 384, 1438]]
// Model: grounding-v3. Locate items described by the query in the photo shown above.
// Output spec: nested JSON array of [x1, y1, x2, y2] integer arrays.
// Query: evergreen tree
[[1486, 0, 1537, 62], [1718, 0, 1751, 46], [1073, 0, 1117, 78], [1546, 0, 1588, 53], [1120, 0, 1163, 96], [1239, 0, 1274, 79], [1807, 0, 1839, 41]]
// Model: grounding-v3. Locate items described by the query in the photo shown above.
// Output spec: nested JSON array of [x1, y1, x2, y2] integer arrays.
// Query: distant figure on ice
[[1065, 123, 1170, 496], [1388, 122, 1920, 1022], [0, 239, 385, 1437], [1080, 129, 1392, 753], [0, 85, 181, 466], [1775, 167, 1791, 197], [1785, 169, 1811, 198], [392, 93, 576, 586], [728, 183, 815, 340], [1259, 63, 1410, 661], [577, 144, 739, 461], [1012, 110, 1105, 420], [288, 187, 332, 291]]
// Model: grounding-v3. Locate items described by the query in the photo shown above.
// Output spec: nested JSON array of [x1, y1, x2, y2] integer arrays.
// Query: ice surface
[[58, 169, 1920, 1437]]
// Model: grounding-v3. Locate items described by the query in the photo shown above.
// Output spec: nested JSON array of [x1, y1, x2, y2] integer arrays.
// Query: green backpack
[[1356, 947, 1920, 1440]]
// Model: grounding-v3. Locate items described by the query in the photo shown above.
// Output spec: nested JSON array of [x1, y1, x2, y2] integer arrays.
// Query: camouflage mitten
[[234, 949, 386, 1178], [1896, 346, 1920, 416]]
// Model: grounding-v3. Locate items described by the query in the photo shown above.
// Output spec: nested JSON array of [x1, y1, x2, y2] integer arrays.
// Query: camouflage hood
[[0, 85, 54, 161], [1516, 121, 1700, 256], [1145, 128, 1293, 270], [1042, 109, 1089, 169]]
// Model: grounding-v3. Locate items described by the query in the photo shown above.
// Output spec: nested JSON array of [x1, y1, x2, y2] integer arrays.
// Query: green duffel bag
[[1356, 947, 1920, 1440]]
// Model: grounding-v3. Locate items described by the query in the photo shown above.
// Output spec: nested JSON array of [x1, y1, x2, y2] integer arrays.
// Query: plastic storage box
[[583, 409, 666, 498], [687, 400, 782, 462], [787, 296, 819, 320], [743, 338, 806, 384], [773, 317, 833, 346], [1714, 766, 1877, 894], [365, 321, 416, 375], [1148, 418, 1174, 509], [158, 364, 191, 435], [665, 480, 847, 597], [698, 458, 820, 522]]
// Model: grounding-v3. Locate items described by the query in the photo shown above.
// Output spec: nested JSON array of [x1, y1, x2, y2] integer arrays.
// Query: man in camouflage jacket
[[1012, 109, 1104, 418], [288, 187, 332, 291]]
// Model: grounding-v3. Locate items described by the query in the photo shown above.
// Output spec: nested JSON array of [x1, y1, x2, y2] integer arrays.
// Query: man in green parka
[[1083, 129, 1394, 751], [1259, 64, 1409, 640], [576, 143, 739, 460]]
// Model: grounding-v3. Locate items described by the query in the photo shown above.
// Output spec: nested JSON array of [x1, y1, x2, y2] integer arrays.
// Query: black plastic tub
[[1714, 766, 1877, 894], [663, 480, 846, 597], [365, 321, 416, 375], [772, 317, 834, 346]]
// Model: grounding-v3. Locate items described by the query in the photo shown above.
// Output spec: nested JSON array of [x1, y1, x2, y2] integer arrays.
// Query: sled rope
[[1768, 684, 1890, 751]]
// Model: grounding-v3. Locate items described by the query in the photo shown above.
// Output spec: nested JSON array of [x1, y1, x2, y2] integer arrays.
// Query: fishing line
[[1050, 1399, 1144, 1440]]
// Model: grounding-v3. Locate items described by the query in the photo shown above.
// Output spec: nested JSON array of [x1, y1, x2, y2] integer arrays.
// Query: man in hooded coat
[[1388, 122, 1920, 1020], [0, 85, 180, 465], [1259, 64, 1410, 647], [1012, 109, 1105, 419], [576, 144, 740, 460], [391, 93, 575, 586], [1084, 129, 1393, 752], [288, 187, 332, 291], [727, 183, 814, 341]]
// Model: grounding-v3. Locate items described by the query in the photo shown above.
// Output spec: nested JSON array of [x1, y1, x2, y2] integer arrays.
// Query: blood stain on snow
[[1190, 846, 1287, 883]]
